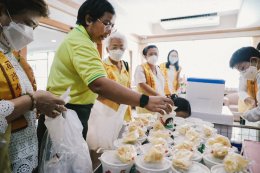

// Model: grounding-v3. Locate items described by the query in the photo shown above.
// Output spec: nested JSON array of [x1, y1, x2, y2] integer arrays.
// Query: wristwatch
[[139, 94, 149, 108]]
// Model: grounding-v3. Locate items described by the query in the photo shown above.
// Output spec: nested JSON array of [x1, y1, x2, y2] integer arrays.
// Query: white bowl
[[211, 164, 228, 173], [173, 117, 186, 125], [168, 150, 202, 162], [203, 153, 223, 168], [139, 143, 171, 157], [135, 155, 171, 173], [186, 117, 203, 124], [211, 164, 248, 173], [192, 151, 203, 162], [172, 162, 210, 173], [113, 138, 140, 148], [99, 150, 134, 173]]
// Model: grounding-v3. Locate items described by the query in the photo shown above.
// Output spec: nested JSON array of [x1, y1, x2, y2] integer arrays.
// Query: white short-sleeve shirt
[[134, 65, 165, 95]]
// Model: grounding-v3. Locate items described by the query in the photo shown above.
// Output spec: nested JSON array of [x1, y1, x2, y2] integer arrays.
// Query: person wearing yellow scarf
[[0, 1, 66, 172], [98, 32, 132, 121], [134, 45, 165, 113], [229, 47, 260, 122], [160, 49, 181, 96]]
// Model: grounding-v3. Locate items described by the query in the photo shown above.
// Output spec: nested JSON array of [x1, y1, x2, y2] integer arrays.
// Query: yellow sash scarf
[[141, 63, 156, 90], [99, 60, 132, 121], [159, 63, 180, 96], [0, 52, 36, 98], [0, 51, 37, 129], [0, 51, 36, 173], [238, 79, 258, 113], [136, 63, 157, 114]]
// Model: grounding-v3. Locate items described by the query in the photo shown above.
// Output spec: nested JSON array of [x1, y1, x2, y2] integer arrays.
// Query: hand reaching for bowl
[[145, 96, 173, 115]]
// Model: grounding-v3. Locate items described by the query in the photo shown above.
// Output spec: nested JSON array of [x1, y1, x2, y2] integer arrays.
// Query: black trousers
[[37, 103, 93, 167]]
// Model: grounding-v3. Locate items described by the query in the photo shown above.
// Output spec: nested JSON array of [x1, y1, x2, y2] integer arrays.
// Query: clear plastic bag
[[39, 109, 92, 173], [86, 100, 128, 150]]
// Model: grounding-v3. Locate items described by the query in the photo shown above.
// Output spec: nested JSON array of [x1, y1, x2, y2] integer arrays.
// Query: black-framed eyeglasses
[[97, 19, 116, 32]]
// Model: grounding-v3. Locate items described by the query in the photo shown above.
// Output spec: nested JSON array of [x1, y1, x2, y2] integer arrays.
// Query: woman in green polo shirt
[[37, 0, 173, 146]]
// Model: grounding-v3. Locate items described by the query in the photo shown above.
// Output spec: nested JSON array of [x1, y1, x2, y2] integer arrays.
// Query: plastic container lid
[[187, 78, 225, 84]]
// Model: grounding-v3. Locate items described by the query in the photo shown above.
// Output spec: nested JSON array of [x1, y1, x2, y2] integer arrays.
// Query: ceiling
[[46, 0, 260, 35], [28, 0, 260, 51]]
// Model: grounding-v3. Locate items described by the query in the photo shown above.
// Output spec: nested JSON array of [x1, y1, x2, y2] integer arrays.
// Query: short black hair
[[142, 45, 158, 56], [76, 0, 115, 26], [229, 46, 260, 68], [257, 42, 260, 51], [1, 0, 49, 17], [166, 49, 180, 71], [171, 95, 191, 116]]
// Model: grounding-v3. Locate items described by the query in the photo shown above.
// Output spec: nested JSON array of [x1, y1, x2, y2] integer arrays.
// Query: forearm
[[243, 106, 260, 122], [5, 95, 32, 123], [90, 77, 141, 106], [139, 83, 160, 96]]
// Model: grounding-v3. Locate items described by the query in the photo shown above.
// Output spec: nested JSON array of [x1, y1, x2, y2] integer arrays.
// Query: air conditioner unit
[[160, 13, 220, 30]]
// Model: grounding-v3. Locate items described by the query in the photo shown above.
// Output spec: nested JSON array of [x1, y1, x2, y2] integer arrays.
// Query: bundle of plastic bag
[[39, 88, 92, 173], [40, 110, 92, 173], [86, 100, 128, 150]]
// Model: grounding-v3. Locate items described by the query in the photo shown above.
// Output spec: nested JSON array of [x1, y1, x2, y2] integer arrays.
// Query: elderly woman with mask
[[160, 49, 182, 96], [0, 0, 66, 172], [229, 46, 260, 122], [134, 45, 165, 113], [98, 32, 132, 121]]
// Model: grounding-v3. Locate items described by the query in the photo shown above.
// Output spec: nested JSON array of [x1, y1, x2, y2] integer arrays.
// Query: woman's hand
[[33, 90, 66, 118], [145, 96, 174, 114], [244, 97, 256, 108]]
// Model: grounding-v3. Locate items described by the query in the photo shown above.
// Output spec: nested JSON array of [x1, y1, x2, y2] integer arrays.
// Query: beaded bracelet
[[26, 93, 36, 111]]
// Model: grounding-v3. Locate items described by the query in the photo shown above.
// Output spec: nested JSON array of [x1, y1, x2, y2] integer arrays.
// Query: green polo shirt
[[47, 25, 107, 104]]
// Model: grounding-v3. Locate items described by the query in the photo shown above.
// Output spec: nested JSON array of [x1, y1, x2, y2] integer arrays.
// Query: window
[[152, 37, 252, 88]]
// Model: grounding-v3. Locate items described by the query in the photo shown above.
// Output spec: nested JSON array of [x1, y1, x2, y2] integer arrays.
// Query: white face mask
[[109, 49, 124, 62], [241, 65, 258, 81], [147, 55, 158, 65], [2, 22, 34, 51], [169, 56, 178, 65]]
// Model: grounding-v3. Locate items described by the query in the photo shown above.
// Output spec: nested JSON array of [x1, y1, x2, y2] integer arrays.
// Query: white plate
[[172, 162, 210, 173]]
